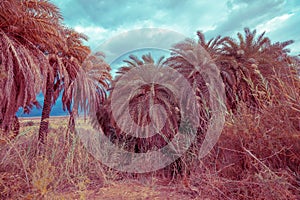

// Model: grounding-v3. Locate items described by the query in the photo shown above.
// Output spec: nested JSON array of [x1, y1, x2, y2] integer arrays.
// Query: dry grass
[[0, 72, 300, 199], [0, 117, 197, 199]]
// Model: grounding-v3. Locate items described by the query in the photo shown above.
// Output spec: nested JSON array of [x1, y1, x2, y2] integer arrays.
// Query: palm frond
[[0, 30, 48, 130]]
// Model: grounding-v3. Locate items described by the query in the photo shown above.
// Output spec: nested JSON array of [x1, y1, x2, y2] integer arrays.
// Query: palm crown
[[0, 0, 63, 134], [97, 54, 181, 153]]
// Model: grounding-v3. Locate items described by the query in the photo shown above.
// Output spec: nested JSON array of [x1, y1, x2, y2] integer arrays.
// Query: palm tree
[[97, 53, 181, 153], [165, 38, 226, 135], [219, 28, 295, 110], [64, 52, 112, 135], [165, 36, 228, 165], [38, 28, 91, 144], [158, 38, 227, 177], [0, 0, 63, 136]]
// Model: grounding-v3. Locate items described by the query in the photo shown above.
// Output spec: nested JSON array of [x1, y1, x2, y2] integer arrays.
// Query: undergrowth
[[0, 71, 299, 199]]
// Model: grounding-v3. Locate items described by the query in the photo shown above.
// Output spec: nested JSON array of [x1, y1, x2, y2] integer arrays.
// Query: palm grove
[[1, 0, 299, 160]]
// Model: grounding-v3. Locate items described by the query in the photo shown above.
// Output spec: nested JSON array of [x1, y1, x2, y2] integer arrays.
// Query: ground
[[0, 114, 299, 199]]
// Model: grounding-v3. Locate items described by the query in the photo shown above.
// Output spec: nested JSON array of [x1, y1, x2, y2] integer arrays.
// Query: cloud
[[52, 0, 227, 36], [51, 0, 300, 55], [95, 28, 186, 63], [262, 12, 300, 55], [206, 0, 287, 37], [255, 14, 294, 34]]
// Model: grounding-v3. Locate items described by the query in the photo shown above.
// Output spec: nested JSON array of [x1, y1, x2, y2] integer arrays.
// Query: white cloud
[[255, 13, 294, 34], [74, 26, 107, 35], [96, 28, 186, 64], [50, 0, 300, 55]]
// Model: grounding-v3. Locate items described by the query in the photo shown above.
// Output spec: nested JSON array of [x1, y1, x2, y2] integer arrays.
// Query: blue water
[[16, 92, 69, 117]]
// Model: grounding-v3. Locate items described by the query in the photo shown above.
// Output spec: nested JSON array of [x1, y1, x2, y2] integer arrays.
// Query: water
[[16, 92, 69, 117]]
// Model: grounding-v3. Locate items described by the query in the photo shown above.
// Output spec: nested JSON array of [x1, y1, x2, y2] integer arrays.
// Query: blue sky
[[50, 0, 300, 57]]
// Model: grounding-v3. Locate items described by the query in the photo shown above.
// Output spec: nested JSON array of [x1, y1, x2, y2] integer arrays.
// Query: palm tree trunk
[[66, 100, 78, 143], [68, 107, 78, 133], [38, 72, 53, 144], [12, 115, 20, 139]]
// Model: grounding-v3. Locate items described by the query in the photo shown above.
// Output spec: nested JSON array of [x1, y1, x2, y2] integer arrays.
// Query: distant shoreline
[[19, 115, 69, 120]]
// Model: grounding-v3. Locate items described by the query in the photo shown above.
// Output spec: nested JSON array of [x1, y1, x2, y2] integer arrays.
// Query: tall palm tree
[[38, 28, 91, 144], [0, 0, 63, 136]]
